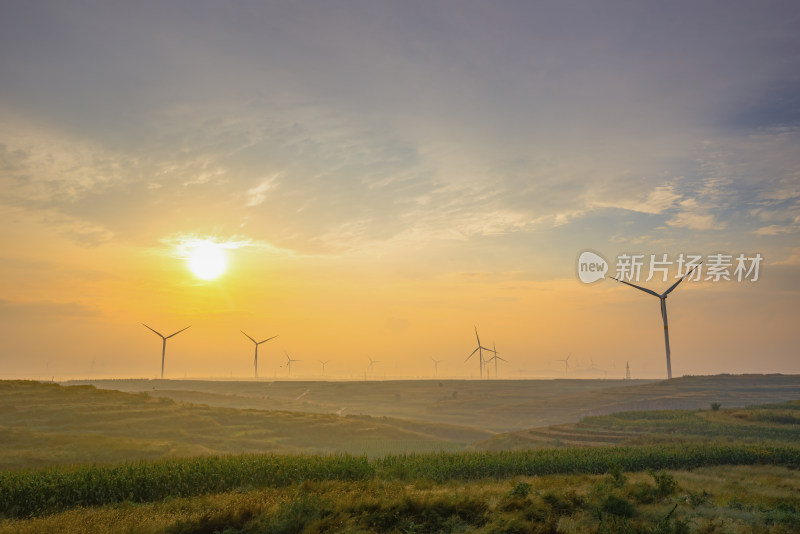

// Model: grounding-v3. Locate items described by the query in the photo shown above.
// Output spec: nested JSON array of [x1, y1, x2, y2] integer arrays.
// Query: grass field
[[481, 400, 800, 451], [66, 374, 800, 432], [3, 375, 799, 532], [2, 461, 799, 533], [0, 381, 490, 470]]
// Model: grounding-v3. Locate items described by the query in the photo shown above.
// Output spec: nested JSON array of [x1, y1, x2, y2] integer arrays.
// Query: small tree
[[710, 402, 721, 411]]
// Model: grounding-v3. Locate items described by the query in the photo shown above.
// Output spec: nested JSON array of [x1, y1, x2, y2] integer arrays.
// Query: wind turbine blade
[[241, 330, 256, 343], [465, 347, 479, 362], [166, 325, 191, 338], [142, 323, 164, 338], [258, 335, 278, 344], [612, 277, 661, 297], [663, 264, 701, 296], [474, 326, 481, 346], [496, 356, 508, 362], [480, 346, 496, 353]]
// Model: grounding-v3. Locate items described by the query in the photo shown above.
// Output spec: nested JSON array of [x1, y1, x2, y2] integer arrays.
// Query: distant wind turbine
[[485, 342, 508, 379], [319, 360, 330, 376], [241, 331, 277, 378], [367, 356, 380, 374], [142, 324, 191, 379], [612, 265, 700, 379], [431, 358, 442, 377], [284, 352, 300, 377], [556, 353, 571, 376], [465, 326, 495, 379]]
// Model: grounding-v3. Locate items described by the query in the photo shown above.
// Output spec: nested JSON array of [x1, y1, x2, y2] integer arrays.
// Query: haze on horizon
[[1, 2, 798, 381]]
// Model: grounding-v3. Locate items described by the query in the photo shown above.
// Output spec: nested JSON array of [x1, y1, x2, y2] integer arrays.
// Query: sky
[[1, 1, 798, 380]]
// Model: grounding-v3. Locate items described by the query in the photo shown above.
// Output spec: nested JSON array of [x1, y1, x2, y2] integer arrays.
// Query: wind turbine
[[556, 353, 571, 376], [142, 324, 191, 379], [284, 352, 300, 377], [319, 360, 330, 376], [465, 326, 495, 379], [431, 358, 442, 377], [486, 342, 508, 379], [612, 265, 700, 379], [241, 331, 277, 378], [367, 356, 380, 374]]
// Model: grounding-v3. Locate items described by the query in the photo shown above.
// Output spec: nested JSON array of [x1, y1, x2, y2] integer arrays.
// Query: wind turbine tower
[[320, 360, 330, 376], [284, 352, 300, 377], [367, 356, 380, 375], [241, 331, 277, 378], [556, 353, 571, 377], [142, 324, 191, 379], [486, 342, 508, 379], [465, 326, 495, 379], [612, 265, 700, 379], [431, 358, 442, 377]]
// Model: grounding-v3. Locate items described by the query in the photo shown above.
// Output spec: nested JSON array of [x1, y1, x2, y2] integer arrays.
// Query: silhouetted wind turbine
[[241, 331, 277, 378], [465, 326, 495, 379], [556, 353, 571, 376], [431, 358, 442, 377], [367, 356, 380, 374], [486, 342, 508, 379], [142, 324, 191, 379], [612, 265, 700, 379], [320, 360, 330, 376], [284, 351, 300, 377]]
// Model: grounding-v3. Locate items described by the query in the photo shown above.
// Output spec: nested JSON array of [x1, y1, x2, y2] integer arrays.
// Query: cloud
[[771, 249, 800, 266], [665, 212, 721, 231], [590, 185, 682, 215], [245, 176, 279, 207], [754, 224, 799, 236], [0, 299, 100, 320]]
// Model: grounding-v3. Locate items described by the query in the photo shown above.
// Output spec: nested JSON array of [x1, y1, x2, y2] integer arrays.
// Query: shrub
[[651, 470, 678, 498], [710, 403, 721, 411], [510, 481, 533, 498], [599, 495, 636, 518]]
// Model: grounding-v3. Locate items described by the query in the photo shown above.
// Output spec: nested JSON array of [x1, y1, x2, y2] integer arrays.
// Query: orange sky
[[1, 3, 799, 380]]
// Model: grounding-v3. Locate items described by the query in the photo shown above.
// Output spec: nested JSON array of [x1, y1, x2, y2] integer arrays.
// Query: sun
[[187, 242, 228, 280]]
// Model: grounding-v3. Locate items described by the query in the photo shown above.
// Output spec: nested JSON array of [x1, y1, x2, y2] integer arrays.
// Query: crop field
[[66, 374, 800, 431], [480, 400, 800, 450], [0, 381, 490, 470], [3, 375, 799, 532], [2, 456, 799, 533]]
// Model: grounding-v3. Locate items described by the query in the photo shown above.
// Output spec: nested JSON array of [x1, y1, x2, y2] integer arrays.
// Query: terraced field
[[479, 399, 800, 450], [67, 374, 800, 431], [0, 381, 491, 470]]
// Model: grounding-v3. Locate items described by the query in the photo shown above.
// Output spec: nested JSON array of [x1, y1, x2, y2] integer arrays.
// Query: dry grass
[[2, 466, 798, 533]]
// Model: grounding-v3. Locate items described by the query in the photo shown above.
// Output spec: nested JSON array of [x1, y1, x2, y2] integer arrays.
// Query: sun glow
[[187, 241, 228, 280]]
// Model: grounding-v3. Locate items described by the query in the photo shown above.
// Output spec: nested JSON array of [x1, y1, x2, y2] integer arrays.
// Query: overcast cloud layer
[[2, 2, 798, 260]]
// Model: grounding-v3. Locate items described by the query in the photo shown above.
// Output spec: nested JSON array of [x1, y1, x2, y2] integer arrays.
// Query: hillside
[[0, 381, 491, 470], [479, 399, 800, 450], [68, 374, 800, 431]]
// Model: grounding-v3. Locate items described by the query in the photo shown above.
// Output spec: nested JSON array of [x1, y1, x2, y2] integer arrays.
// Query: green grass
[[3, 465, 799, 533], [480, 399, 800, 450], [0, 381, 490, 469], [2, 443, 799, 519]]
